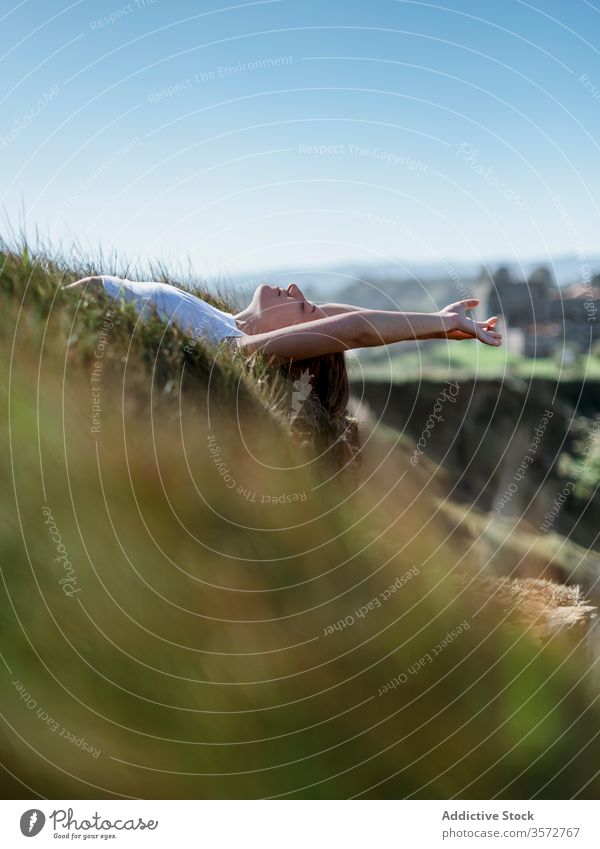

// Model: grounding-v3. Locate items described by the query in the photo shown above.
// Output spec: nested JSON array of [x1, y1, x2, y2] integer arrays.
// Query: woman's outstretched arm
[[318, 299, 499, 341], [317, 302, 366, 316], [236, 299, 502, 362]]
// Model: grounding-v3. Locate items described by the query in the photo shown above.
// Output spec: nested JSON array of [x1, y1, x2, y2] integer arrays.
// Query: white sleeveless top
[[100, 276, 246, 345]]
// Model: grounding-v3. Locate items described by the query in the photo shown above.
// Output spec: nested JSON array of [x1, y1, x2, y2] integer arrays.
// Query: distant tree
[[528, 266, 555, 289], [493, 266, 512, 286]]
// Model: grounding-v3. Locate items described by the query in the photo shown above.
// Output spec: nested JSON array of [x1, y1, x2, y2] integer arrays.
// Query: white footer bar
[[0, 799, 597, 848]]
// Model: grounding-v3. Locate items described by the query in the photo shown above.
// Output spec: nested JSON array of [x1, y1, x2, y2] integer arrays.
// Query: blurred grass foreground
[[1, 243, 599, 800]]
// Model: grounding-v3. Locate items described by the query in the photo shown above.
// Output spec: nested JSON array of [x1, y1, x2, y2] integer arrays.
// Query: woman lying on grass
[[65, 275, 502, 448]]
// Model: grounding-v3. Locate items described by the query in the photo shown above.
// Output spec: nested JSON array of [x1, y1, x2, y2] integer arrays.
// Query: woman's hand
[[429, 299, 502, 346]]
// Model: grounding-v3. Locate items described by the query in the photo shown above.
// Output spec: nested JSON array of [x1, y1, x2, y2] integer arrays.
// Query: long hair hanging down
[[283, 352, 361, 476]]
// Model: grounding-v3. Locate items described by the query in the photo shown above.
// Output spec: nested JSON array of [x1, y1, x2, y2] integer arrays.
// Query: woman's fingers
[[475, 318, 501, 335], [481, 316, 498, 328], [444, 298, 480, 314], [479, 326, 502, 345], [449, 328, 495, 340], [448, 331, 473, 340], [458, 315, 501, 345], [445, 310, 502, 345], [481, 326, 502, 338], [456, 331, 502, 343]]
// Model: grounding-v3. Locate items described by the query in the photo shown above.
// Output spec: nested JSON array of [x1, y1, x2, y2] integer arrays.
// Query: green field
[[349, 340, 600, 382]]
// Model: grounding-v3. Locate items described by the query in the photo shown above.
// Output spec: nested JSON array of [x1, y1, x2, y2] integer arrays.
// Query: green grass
[[350, 340, 600, 382], [1, 242, 600, 799]]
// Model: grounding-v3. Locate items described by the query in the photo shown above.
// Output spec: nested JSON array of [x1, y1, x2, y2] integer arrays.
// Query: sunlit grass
[[1, 241, 599, 799]]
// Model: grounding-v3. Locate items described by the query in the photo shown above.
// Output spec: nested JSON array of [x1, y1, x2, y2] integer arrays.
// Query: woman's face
[[250, 283, 325, 332]]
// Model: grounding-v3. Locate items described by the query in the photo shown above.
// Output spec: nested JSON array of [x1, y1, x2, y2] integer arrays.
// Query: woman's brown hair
[[284, 352, 361, 476]]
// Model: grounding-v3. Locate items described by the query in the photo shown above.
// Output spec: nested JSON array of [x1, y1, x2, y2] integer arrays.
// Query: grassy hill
[[1, 243, 599, 799]]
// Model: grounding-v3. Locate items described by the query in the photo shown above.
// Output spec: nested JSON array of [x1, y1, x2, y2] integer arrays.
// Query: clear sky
[[1, 0, 599, 285]]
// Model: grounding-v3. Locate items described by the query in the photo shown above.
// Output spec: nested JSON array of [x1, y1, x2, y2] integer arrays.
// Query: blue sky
[[1, 0, 599, 285]]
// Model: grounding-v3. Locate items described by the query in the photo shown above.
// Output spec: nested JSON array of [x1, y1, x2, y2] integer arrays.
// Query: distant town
[[293, 259, 600, 360], [475, 266, 599, 358]]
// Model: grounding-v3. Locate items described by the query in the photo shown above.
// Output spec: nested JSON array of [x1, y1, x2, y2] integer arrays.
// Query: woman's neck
[[234, 306, 259, 335]]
